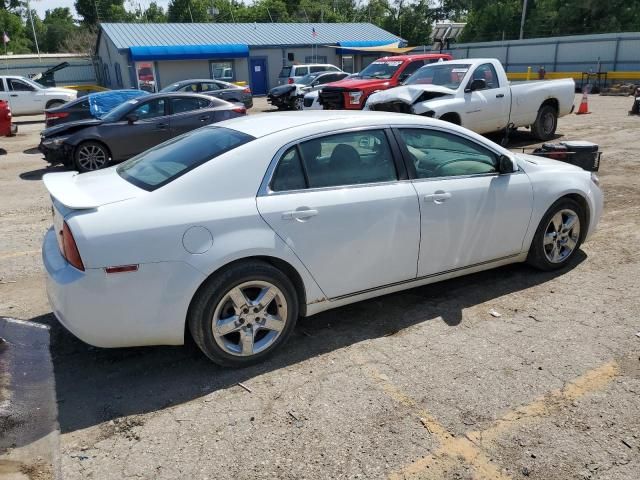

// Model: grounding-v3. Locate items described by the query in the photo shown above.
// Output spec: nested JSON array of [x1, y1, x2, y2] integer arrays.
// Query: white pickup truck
[[365, 58, 575, 140], [0, 75, 76, 116]]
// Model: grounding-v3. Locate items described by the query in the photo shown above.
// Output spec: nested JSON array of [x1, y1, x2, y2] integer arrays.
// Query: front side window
[[399, 60, 424, 81], [8, 79, 35, 92], [171, 97, 205, 114], [118, 127, 254, 191], [130, 98, 166, 120], [296, 130, 397, 189], [310, 65, 329, 73], [397, 128, 497, 179], [470, 63, 500, 89]]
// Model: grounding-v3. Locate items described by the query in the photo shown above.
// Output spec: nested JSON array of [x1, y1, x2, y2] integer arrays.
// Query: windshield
[[100, 98, 141, 122], [405, 64, 471, 89], [297, 73, 320, 85], [117, 127, 254, 191], [279, 66, 292, 77], [359, 61, 403, 79]]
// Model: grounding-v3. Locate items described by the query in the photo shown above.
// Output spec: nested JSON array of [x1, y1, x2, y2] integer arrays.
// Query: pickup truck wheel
[[527, 198, 585, 271], [74, 141, 110, 173], [531, 105, 557, 140]]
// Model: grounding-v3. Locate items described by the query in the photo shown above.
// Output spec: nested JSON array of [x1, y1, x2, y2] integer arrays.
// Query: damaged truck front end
[[366, 88, 452, 117]]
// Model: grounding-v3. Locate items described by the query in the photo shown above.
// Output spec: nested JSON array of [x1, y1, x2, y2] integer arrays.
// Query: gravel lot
[[1, 95, 639, 480]]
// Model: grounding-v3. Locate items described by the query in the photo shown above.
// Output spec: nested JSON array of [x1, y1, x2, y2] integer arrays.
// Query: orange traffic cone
[[576, 91, 590, 115]]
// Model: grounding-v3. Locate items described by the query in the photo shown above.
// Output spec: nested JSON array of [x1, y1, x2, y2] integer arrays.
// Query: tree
[[75, 0, 129, 25], [167, 0, 211, 22], [61, 27, 98, 54], [143, 2, 168, 22], [0, 8, 32, 53], [41, 8, 77, 53]]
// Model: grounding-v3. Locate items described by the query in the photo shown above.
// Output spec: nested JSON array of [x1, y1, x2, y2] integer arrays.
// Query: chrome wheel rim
[[542, 111, 556, 135], [543, 208, 580, 263], [211, 281, 287, 357], [294, 97, 304, 110], [77, 144, 107, 171]]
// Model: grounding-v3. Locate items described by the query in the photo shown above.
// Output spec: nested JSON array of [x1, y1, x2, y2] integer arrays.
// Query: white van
[[278, 64, 342, 85]]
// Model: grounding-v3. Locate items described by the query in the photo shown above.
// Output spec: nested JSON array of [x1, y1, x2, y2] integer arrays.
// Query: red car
[[0, 100, 16, 137], [319, 53, 453, 110]]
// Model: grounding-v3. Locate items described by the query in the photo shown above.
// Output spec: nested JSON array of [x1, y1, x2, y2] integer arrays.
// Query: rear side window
[[309, 66, 326, 73], [279, 67, 292, 77], [118, 127, 254, 191], [171, 97, 204, 114], [295, 66, 309, 76], [271, 148, 306, 192]]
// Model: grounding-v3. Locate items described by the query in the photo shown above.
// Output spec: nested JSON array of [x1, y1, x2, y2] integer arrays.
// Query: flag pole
[[25, 0, 41, 60]]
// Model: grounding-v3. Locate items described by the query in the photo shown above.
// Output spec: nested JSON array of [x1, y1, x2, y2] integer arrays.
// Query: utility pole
[[25, 0, 40, 60], [519, 0, 528, 40]]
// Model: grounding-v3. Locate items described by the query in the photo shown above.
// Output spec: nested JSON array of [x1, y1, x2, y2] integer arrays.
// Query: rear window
[[279, 67, 292, 77], [117, 127, 254, 191]]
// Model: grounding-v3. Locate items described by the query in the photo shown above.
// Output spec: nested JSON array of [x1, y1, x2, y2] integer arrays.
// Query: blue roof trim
[[338, 40, 397, 48], [130, 44, 249, 61]]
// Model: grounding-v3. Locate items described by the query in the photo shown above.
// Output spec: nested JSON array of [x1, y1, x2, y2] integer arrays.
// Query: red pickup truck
[[319, 53, 452, 110]]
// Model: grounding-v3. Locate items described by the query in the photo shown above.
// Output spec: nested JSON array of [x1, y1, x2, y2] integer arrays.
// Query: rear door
[[257, 128, 420, 299], [169, 96, 212, 136]]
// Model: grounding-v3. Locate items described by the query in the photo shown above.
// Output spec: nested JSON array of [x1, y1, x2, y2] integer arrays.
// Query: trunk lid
[[43, 169, 143, 210]]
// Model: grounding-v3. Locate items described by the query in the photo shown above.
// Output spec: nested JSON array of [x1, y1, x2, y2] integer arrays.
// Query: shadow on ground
[[19, 165, 66, 181], [28, 254, 585, 438], [23, 147, 41, 155], [486, 131, 564, 149]]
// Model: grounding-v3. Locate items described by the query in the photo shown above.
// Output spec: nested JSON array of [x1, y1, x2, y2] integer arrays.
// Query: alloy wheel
[[543, 208, 580, 263], [77, 144, 107, 171], [211, 281, 288, 357]]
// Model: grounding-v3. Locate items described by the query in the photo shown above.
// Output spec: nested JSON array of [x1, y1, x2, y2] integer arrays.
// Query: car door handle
[[424, 192, 452, 204], [281, 209, 318, 220], [199, 115, 210, 122], [10, 94, 18, 97], [496, 93, 505, 98], [156, 123, 168, 130]]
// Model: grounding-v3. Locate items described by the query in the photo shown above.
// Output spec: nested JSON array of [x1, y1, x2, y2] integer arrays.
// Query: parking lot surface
[[0, 95, 639, 479]]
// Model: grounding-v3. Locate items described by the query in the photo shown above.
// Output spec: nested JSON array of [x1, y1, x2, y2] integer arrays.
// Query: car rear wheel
[[46, 100, 65, 109], [293, 97, 304, 111], [188, 260, 299, 367], [74, 141, 110, 173], [527, 198, 585, 271], [531, 104, 557, 140]]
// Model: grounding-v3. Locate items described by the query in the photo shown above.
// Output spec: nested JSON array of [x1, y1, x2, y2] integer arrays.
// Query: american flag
[[311, 28, 317, 38], [2, 32, 9, 45]]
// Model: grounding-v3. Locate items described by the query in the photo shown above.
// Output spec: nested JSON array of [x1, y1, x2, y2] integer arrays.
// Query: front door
[[5, 77, 39, 115], [394, 127, 533, 276], [250, 58, 268, 95], [257, 128, 420, 299]]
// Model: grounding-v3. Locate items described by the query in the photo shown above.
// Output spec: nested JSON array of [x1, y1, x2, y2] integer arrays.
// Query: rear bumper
[[43, 227, 205, 348]]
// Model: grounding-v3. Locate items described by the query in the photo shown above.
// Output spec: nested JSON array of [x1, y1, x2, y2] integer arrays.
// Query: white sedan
[[43, 112, 603, 367]]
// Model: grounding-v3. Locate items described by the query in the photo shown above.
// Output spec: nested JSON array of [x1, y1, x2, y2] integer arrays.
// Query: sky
[[31, 0, 171, 20]]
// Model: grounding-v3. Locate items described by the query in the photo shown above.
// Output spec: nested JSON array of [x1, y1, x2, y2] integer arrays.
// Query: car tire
[[526, 197, 585, 271], [188, 260, 299, 367], [74, 141, 110, 173], [531, 104, 557, 140]]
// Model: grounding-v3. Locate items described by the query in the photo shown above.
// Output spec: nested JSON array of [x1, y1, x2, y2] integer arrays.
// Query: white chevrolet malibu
[[43, 112, 603, 366]]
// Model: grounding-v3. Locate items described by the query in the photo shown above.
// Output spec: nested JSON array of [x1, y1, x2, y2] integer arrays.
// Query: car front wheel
[[74, 141, 109, 173], [527, 198, 585, 270], [188, 260, 299, 367]]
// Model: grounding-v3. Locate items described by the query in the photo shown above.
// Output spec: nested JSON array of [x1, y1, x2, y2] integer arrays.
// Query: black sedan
[[39, 93, 246, 172], [267, 71, 349, 110], [44, 89, 148, 128], [161, 79, 253, 109]]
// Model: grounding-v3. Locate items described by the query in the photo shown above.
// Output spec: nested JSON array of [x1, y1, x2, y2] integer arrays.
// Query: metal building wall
[[432, 32, 640, 77]]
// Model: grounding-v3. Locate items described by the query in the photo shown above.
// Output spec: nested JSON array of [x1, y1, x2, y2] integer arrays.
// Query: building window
[[102, 63, 111, 87], [135, 62, 157, 92], [341, 56, 354, 73], [304, 55, 328, 64], [114, 63, 123, 88], [211, 61, 234, 81]]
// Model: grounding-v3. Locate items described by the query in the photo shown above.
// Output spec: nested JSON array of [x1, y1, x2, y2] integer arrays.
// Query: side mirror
[[125, 114, 139, 124], [465, 78, 487, 93], [498, 154, 516, 174]]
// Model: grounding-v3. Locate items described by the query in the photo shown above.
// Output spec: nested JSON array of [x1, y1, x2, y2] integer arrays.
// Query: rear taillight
[[232, 106, 246, 114], [60, 222, 84, 271], [243, 87, 251, 94], [46, 111, 69, 120], [288, 78, 294, 84]]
